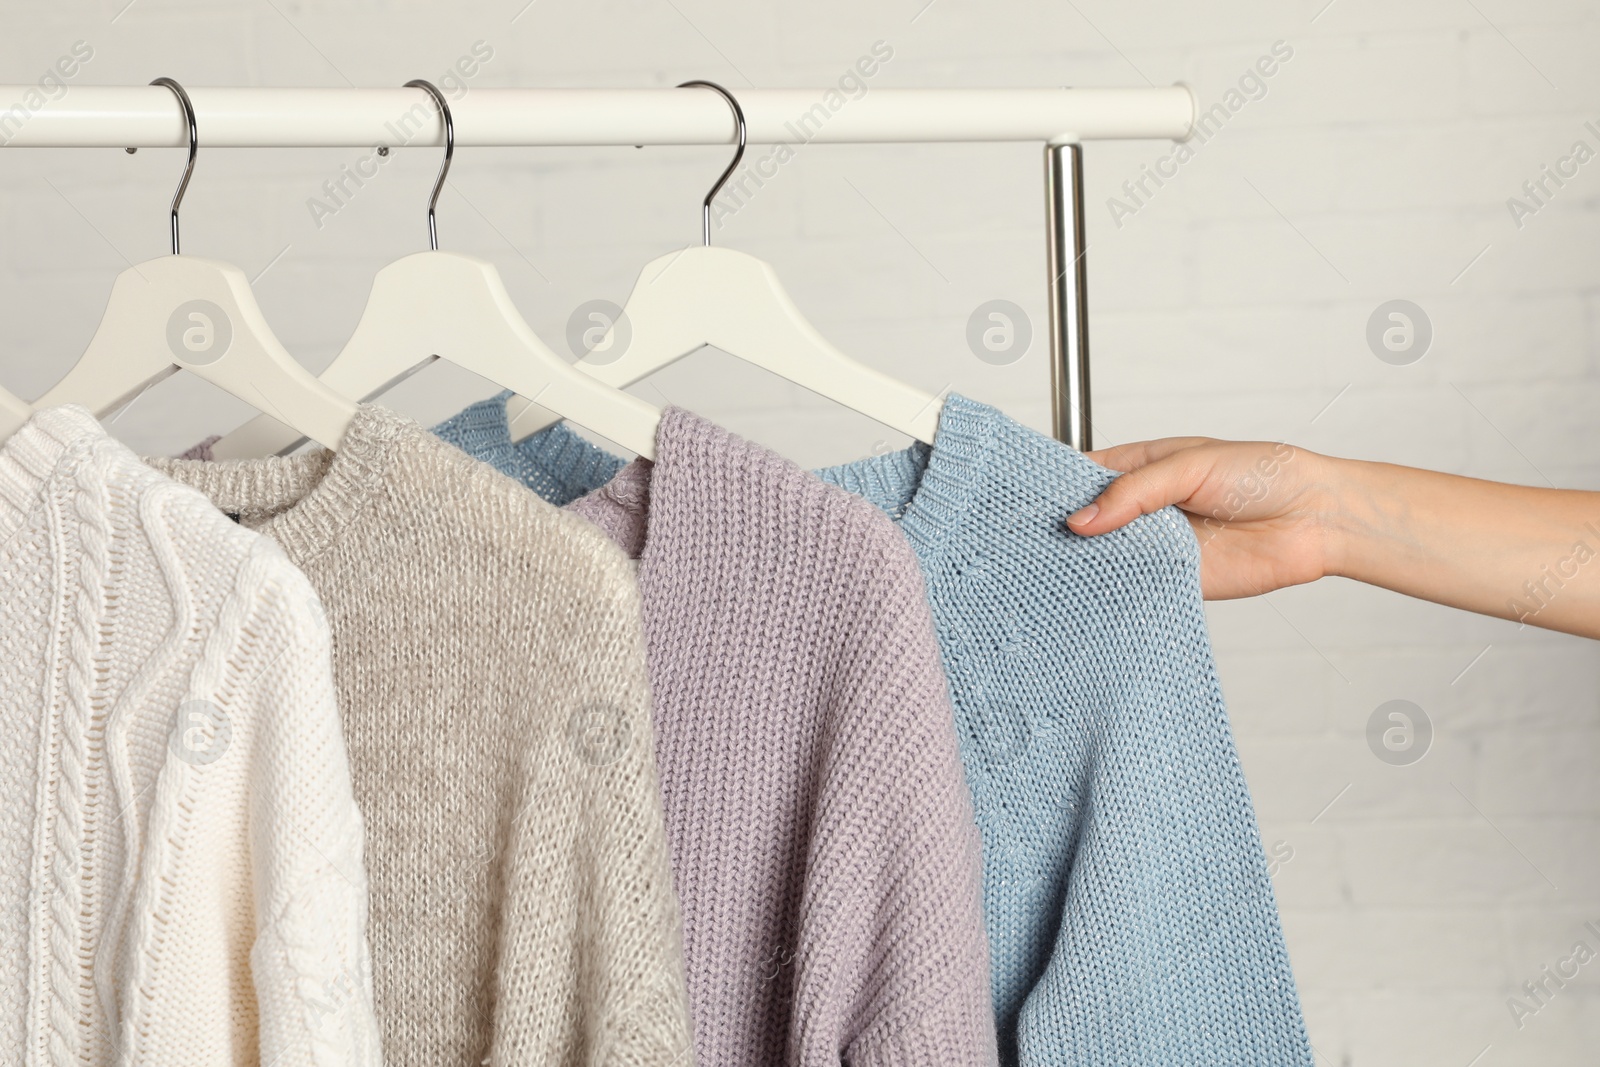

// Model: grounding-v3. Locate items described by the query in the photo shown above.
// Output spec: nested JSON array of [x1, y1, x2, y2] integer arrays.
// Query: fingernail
[[1066, 503, 1098, 527]]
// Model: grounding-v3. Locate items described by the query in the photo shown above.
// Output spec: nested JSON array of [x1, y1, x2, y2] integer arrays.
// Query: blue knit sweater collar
[[430, 390, 627, 508], [810, 395, 1011, 563]]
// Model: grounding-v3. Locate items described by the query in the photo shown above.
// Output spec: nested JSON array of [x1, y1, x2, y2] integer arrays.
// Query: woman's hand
[[1066, 436, 1600, 639], [1066, 437, 1335, 600]]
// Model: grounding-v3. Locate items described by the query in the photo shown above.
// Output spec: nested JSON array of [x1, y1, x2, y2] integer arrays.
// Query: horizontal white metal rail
[[0, 86, 1194, 147]]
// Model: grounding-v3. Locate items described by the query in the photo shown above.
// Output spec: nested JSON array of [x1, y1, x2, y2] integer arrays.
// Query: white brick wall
[[1, 0, 1596, 1062]]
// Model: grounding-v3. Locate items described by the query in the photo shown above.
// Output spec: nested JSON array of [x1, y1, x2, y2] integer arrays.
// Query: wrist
[[1307, 451, 1366, 582]]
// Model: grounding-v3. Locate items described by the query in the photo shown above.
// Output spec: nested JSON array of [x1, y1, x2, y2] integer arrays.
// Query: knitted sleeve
[[794, 509, 998, 1067], [117, 538, 381, 1067], [485, 520, 694, 1067], [1010, 493, 1314, 1067], [241, 554, 383, 1067]]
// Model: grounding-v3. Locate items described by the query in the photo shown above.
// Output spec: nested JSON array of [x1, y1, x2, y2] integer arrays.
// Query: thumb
[[1065, 452, 1207, 535]]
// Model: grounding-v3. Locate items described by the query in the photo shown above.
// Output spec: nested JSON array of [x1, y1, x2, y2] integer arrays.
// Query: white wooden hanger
[[210, 80, 659, 461], [506, 80, 944, 446], [34, 79, 356, 449], [0, 384, 29, 442]]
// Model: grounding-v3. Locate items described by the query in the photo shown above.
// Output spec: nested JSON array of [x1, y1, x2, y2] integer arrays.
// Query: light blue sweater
[[434, 392, 1314, 1067]]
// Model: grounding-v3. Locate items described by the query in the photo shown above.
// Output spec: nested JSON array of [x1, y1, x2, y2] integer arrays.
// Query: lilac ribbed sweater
[[568, 408, 997, 1066]]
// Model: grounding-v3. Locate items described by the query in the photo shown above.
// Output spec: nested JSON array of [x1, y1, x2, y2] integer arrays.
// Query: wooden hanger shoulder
[[38, 254, 357, 450], [508, 245, 942, 445], [212, 249, 660, 460]]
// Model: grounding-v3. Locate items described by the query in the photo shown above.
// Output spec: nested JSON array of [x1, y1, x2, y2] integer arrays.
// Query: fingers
[[1066, 450, 1211, 536], [1084, 436, 1214, 474]]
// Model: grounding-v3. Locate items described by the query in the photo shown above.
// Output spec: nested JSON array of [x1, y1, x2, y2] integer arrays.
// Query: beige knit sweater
[[1, 405, 381, 1067], [147, 404, 692, 1067]]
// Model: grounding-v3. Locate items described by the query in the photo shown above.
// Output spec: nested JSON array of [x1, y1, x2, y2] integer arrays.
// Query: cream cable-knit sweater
[[0, 405, 381, 1067], [147, 404, 692, 1067]]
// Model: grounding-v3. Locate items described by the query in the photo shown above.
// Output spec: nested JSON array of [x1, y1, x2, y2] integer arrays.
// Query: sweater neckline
[[453, 388, 1004, 565], [143, 404, 407, 566], [813, 393, 1001, 564], [895, 393, 1000, 561], [432, 390, 627, 505], [0, 404, 105, 543], [572, 406, 813, 565]]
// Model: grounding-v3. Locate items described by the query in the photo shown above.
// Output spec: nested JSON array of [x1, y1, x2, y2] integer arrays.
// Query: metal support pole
[[1045, 142, 1091, 451]]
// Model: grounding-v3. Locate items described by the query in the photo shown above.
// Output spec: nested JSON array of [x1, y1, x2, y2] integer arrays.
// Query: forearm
[[1321, 457, 1600, 638]]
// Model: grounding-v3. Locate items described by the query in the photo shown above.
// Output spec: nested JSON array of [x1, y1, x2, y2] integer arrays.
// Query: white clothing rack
[[0, 85, 1197, 449]]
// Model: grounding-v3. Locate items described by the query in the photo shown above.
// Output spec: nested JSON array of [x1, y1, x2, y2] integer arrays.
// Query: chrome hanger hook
[[149, 77, 196, 255], [403, 79, 453, 251], [677, 80, 745, 247]]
